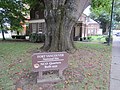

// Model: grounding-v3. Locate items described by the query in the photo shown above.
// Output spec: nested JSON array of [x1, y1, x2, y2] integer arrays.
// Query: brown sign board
[[32, 52, 68, 83], [32, 52, 68, 72]]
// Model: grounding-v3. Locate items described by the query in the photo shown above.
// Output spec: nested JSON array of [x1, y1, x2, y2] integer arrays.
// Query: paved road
[[110, 35, 120, 90]]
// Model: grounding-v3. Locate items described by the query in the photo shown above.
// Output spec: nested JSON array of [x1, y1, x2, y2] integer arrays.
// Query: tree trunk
[[1, 30, 5, 40], [104, 23, 109, 35], [102, 23, 109, 35], [42, 0, 90, 52], [17, 31, 20, 35], [1, 25, 5, 40]]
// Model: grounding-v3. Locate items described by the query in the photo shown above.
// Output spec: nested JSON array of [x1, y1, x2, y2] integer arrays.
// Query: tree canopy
[[90, 0, 120, 33], [0, 0, 28, 40]]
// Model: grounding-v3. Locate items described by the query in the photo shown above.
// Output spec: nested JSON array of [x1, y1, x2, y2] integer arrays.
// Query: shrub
[[83, 37, 86, 40], [80, 37, 83, 41], [87, 36, 91, 40], [12, 35, 26, 39], [29, 33, 45, 43], [105, 36, 113, 43], [74, 36, 79, 41], [12, 36, 15, 39]]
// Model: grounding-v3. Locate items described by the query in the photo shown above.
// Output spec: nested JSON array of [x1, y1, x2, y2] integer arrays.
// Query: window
[[35, 11, 39, 19], [32, 23, 37, 33], [38, 23, 44, 33]]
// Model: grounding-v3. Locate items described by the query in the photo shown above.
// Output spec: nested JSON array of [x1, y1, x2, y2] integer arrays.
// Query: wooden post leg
[[59, 70, 65, 80], [38, 72, 42, 79], [37, 72, 43, 83], [59, 70, 63, 77]]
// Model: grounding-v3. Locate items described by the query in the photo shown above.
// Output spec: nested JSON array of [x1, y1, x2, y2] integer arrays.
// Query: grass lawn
[[89, 35, 107, 43], [0, 41, 42, 90], [0, 41, 111, 90]]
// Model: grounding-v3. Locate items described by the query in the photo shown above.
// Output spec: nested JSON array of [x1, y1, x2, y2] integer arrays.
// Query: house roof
[[87, 18, 98, 24], [78, 13, 99, 25]]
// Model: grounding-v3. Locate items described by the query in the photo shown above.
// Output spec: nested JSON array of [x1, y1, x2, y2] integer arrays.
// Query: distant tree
[[90, 0, 120, 34], [90, 0, 111, 34], [114, 0, 120, 22], [113, 0, 120, 29], [90, 12, 110, 34], [0, 0, 26, 40]]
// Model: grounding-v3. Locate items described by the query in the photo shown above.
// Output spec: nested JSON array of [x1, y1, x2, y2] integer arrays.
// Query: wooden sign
[[32, 52, 68, 83]]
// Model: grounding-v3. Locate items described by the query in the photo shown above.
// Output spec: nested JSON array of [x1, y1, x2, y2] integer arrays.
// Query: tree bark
[[102, 23, 109, 35], [1, 30, 5, 40], [42, 0, 90, 52], [104, 23, 109, 35], [1, 25, 5, 40]]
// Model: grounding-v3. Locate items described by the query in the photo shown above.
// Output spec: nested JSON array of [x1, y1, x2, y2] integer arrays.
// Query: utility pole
[[108, 0, 114, 45]]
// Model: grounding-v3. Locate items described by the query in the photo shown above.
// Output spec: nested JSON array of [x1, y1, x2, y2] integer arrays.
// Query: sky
[[83, 5, 91, 16]]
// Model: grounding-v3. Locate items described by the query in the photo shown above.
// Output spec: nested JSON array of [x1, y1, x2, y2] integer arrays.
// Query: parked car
[[115, 32, 120, 36]]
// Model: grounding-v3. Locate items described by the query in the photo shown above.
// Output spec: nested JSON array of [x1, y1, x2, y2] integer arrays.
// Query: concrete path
[[110, 35, 120, 90]]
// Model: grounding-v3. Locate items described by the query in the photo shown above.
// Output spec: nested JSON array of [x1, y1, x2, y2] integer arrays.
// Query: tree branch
[[65, 0, 90, 22]]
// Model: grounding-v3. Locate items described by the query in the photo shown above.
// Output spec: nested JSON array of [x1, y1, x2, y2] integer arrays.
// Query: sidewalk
[[110, 36, 120, 90]]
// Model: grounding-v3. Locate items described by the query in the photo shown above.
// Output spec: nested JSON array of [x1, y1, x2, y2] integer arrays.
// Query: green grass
[[0, 41, 42, 90], [54, 42, 111, 90], [89, 35, 107, 43], [0, 41, 112, 90]]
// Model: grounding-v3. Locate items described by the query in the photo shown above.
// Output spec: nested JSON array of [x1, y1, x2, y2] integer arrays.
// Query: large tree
[[43, 0, 91, 52], [90, 0, 120, 34], [26, 0, 117, 52], [25, 0, 117, 52], [24, 0, 90, 52]]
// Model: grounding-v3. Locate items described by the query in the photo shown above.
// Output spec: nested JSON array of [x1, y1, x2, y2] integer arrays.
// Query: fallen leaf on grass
[[87, 73, 92, 76]]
